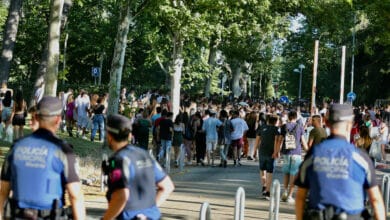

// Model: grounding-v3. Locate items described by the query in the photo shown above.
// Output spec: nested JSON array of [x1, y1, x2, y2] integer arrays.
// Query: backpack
[[285, 124, 299, 150]]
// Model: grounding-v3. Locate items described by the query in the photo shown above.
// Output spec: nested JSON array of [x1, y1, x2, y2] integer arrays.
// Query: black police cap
[[106, 114, 132, 135], [328, 103, 354, 123], [37, 96, 62, 116]]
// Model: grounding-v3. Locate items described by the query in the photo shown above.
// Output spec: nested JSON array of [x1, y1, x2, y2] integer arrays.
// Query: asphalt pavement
[[84, 157, 390, 220]]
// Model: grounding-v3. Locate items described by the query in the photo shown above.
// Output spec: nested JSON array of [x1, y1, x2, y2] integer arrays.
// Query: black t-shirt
[[257, 125, 280, 157], [159, 118, 173, 140]]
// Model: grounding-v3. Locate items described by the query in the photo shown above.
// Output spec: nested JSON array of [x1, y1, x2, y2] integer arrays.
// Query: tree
[[0, 0, 23, 82]]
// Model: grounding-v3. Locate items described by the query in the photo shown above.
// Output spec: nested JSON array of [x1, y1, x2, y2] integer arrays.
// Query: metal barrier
[[234, 187, 245, 220], [382, 174, 390, 215], [199, 202, 211, 220], [268, 179, 281, 220]]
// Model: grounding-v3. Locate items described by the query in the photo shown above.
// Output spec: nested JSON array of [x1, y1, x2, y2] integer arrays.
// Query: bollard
[[382, 174, 390, 216], [234, 187, 245, 220], [269, 179, 281, 220], [101, 153, 108, 192], [199, 202, 211, 220]]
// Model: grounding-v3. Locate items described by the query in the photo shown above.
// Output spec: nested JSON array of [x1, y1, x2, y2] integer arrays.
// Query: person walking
[[90, 95, 105, 142], [257, 114, 281, 200], [245, 111, 258, 160], [280, 110, 308, 204], [135, 110, 152, 151], [307, 114, 327, 149], [295, 104, 385, 220], [172, 113, 185, 166], [202, 110, 222, 166], [1, 90, 13, 142], [102, 114, 174, 220], [230, 110, 249, 167], [218, 110, 232, 168], [65, 94, 76, 137], [0, 96, 86, 219], [157, 111, 174, 167], [75, 89, 90, 139], [11, 88, 27, 140]]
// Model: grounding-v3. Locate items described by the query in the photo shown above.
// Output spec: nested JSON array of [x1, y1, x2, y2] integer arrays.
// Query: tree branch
[[156, 55, 168, 74]]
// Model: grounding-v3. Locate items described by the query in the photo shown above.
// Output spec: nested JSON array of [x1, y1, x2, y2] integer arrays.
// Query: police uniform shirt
[[106, 145, 167, 220], [1, 128, 80, 210], [295, 135, 377, 214]]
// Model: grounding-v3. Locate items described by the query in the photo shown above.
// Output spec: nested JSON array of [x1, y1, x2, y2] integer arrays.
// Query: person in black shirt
[[90, 95, 105, 142], [157, 111, 174, 166], [256, 114, 281, 199]]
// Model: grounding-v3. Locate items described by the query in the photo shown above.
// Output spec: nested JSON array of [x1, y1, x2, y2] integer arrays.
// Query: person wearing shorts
[[257, 114, 281, 199], [202, 111, 222, 166], [230, 110, 248, 167], [280, 110, 308, 204]]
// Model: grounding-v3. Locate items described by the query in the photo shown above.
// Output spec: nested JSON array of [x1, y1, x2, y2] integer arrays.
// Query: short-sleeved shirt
[[202, 117, 222, 141], [280, 122, 304, 155], [107, 145, 166, 220], [1, 128, 79, 209], [257, 125, 281, 157], [295, 136, 377, 214], [159, 118, 173, 140], [309, 127, 327, 147], [230, 117, 249, 140]]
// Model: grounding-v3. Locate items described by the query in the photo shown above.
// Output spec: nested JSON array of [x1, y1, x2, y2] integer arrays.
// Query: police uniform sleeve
[[64, 151, 81, 183], [1, 150, 13, 181], [153, 160, 167, 183], [107, 156, 129, 191], [356, 149, 378, 189], [294, 148, 314, 188]]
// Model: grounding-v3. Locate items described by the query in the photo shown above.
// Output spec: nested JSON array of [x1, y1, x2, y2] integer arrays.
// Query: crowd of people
[[0, 82, 389, 219]]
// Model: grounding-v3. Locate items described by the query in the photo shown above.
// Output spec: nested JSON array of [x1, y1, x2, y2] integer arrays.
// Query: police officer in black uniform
[[295, 104, 385, 220], [0, 96, 86, 219], [102, 114, 174, 220]]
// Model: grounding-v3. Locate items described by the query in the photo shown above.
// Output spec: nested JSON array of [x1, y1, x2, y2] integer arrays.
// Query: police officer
[[102, 114, 174, 220], [295, 104, 385, 220], [0, 96, 86, 219]]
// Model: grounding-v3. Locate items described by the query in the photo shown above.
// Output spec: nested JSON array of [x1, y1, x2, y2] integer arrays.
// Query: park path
[[85, 159, 296, 220]]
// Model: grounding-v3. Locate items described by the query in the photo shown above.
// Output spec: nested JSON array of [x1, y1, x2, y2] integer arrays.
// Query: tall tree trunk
[[0, 0, 23, 82], [170, 32, 183, 118], [44, 0, 64, 96], [231, 60, 242, 98], [107, 1, 132, 115], [265, 74, 274, 99], [204, 36, 217, 98]]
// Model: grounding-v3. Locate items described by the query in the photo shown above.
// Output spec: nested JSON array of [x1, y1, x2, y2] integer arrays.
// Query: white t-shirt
[[75, 95, 90, 117], [230, 117, 249, 140]]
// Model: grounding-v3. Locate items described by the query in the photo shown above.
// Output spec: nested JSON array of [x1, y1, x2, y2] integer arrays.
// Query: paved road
[[85, 159, 295, 220], [85, 158, 390, 220]]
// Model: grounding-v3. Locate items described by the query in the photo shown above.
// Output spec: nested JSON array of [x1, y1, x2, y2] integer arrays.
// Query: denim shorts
[[282, 154, 302, 175]]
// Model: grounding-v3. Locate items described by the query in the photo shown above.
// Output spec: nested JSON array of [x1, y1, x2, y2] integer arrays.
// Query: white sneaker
[[281, 191, 288, 202], [287, 196, 295, 204]]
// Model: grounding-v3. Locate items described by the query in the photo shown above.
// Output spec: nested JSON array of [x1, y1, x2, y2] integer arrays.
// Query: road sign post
[[92, 67, 100, 85]]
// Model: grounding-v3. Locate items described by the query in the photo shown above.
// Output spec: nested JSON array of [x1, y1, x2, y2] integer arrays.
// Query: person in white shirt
[[75, 89, 90, 139]]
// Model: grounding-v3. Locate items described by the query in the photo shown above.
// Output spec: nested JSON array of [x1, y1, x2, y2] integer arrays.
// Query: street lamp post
[[294, 64, 305, 103]]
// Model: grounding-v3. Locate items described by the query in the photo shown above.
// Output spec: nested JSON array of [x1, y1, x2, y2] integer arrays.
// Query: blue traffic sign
[[279, 95, 289, 104], [91, 67, 100, 77], [347, 92, 356, 101]]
